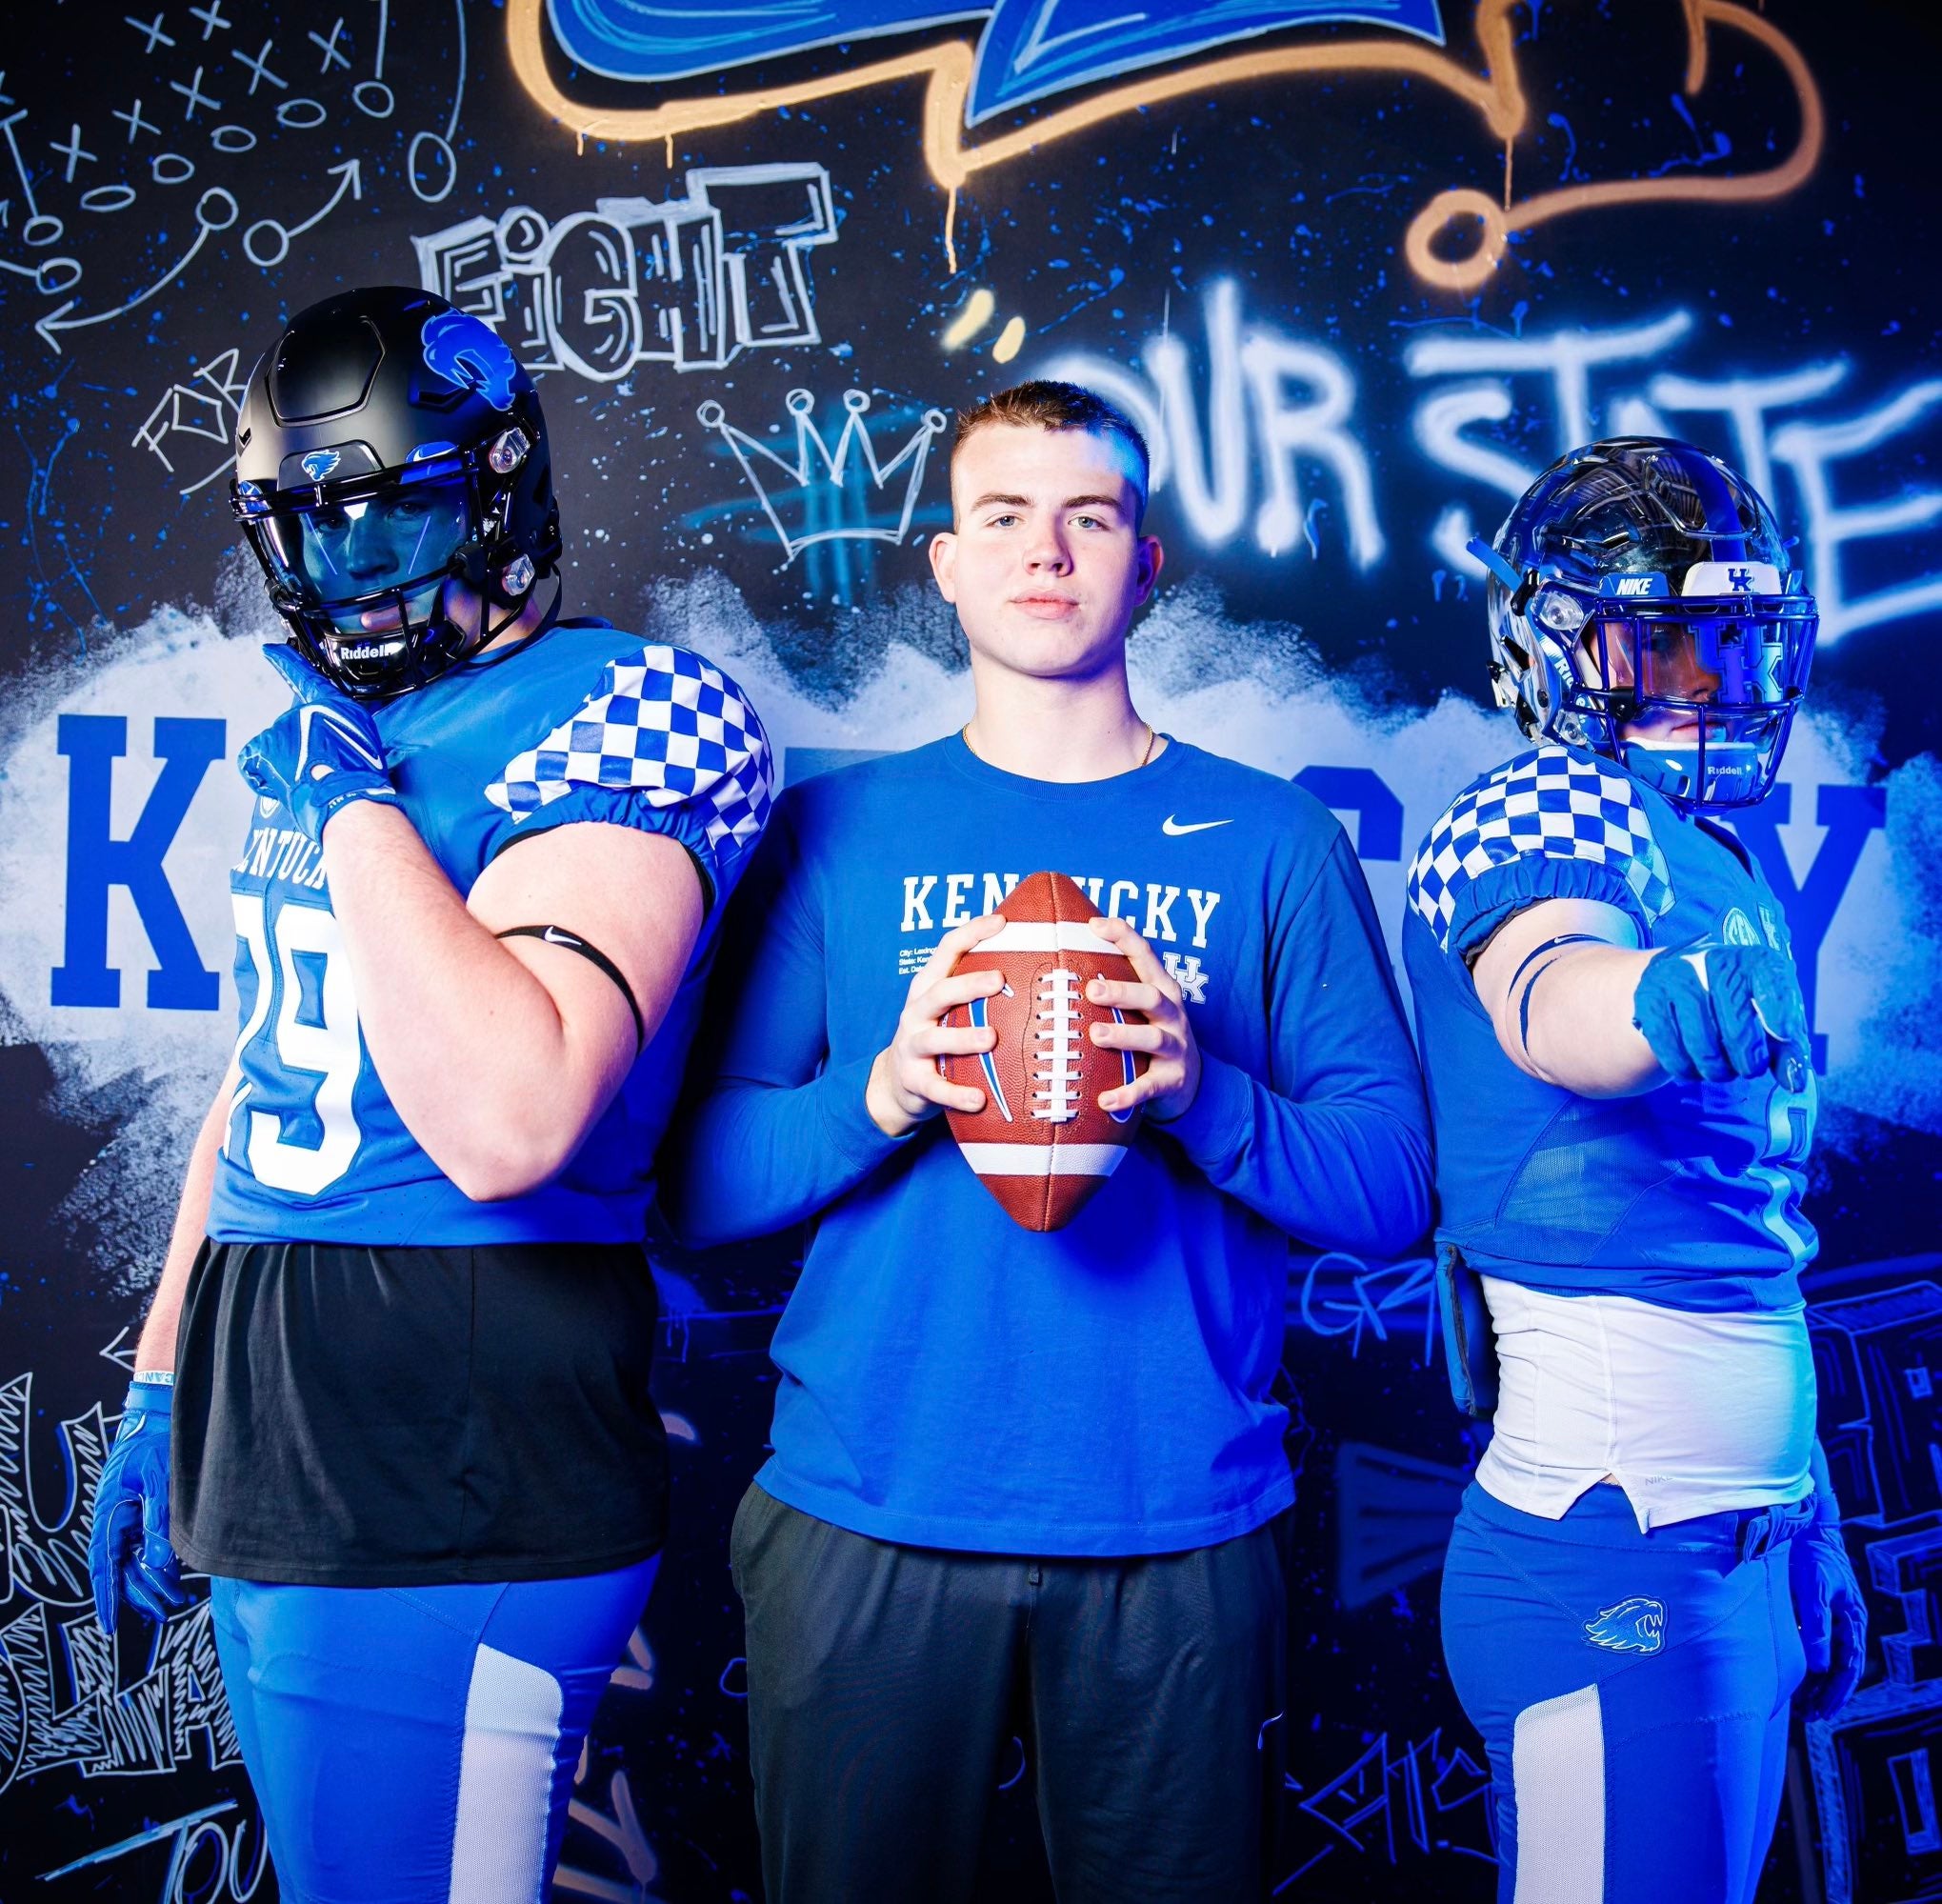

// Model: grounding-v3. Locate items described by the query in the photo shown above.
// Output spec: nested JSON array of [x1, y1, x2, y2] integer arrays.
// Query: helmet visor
[[1581, 606, 1816, 714], [1567, 600, 1816, 808], [252, 477, 472, 635]]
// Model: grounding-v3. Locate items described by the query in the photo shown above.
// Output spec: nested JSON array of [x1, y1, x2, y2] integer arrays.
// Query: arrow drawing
[[34, 187, 237, 353], [243, 157, 361, 267]]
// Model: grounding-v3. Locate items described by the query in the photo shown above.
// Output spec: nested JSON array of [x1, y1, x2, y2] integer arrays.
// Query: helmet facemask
[[237, 435, 545, 698], [1533, 574, 1816, 808]]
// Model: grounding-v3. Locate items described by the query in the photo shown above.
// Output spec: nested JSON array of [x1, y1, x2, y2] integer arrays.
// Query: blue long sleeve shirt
[[663, 734, 1431, 1555]]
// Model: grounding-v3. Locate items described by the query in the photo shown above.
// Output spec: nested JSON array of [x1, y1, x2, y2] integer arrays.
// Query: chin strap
[[428, 566, 560, 670], [483, 570, 562, 651]]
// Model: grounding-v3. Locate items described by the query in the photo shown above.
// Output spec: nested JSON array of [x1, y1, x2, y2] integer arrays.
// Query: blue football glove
[[90, 1380, 192, 1634], [237, 643, 397, 845], [1792, 1508, 1868, 1720], [1631, 943, 1811, 1085]]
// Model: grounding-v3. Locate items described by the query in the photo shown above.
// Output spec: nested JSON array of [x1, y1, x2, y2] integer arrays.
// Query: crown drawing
[[697, 389, 950, 562]]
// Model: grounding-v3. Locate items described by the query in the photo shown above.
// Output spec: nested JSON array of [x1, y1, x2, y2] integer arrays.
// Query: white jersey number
[[228, 893, 365, 1195]]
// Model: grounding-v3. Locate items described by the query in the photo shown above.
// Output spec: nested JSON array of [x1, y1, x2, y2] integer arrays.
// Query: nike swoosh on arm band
[[494, 925, 646, 1052]]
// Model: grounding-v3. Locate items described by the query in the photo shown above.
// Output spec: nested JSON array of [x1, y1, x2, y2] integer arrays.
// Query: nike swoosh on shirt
[[1162, 815, 1232, 835]]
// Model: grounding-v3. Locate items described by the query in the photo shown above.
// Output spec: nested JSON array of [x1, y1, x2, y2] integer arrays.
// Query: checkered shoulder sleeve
[[485, 644, 772, 892], [1405, 745, 1673, 959]]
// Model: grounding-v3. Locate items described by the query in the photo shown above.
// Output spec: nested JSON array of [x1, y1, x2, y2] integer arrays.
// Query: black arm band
[[494, 925, 646, 1053]]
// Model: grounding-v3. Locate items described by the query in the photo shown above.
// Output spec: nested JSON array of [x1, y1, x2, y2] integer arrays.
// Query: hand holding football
[[864, 914, 1008, 1138]]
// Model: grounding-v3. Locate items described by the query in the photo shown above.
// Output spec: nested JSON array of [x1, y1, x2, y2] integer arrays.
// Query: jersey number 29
[[228, 893, 364, 1195]]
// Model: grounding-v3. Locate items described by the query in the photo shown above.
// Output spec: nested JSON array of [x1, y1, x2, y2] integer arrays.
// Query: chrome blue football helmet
[[1469, 438, 1816, 810]]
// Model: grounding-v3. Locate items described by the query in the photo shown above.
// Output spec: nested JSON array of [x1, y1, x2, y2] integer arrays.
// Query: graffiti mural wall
[[1, 2, 1937, 1895]]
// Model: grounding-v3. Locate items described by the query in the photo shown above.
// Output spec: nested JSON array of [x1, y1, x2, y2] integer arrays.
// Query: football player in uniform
[[1404, 438, 1868, 1901], [661, 381, 1431, 1902], [87, 287, 771, 1902]]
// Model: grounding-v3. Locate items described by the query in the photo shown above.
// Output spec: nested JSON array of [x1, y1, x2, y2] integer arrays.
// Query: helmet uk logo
[[1729, 567, 1757, 591], [300, 449, 341, 481], [1584, 1596, 1666, 1654]]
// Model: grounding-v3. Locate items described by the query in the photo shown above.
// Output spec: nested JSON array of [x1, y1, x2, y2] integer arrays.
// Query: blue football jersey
[[207, 621, 771, 1246], [1403, 742, 1814, 1312]]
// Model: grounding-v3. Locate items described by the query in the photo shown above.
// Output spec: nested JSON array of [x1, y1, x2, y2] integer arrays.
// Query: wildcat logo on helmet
[[1584, 1596, 1666, 1654], [299, 449, 342, 482], [420, 309, 524, 411]]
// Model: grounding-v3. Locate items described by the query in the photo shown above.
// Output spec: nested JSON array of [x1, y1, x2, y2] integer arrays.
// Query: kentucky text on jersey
[[233, 824, 330, 890], [898, 872, 1222, 947]]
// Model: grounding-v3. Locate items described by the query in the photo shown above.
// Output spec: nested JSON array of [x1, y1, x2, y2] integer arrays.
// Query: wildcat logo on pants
[[1584, 1596, 1666, 1654]]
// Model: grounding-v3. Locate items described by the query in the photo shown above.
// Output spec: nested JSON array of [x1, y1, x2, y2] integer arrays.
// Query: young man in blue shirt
[[88, 287, 771, 1902], [662, 381, 1431, 1902], [1405, 438, 1869, 1901]]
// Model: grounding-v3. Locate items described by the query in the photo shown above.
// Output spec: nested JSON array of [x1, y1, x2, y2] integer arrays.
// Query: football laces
[[1031, 966, 1085, 1123]]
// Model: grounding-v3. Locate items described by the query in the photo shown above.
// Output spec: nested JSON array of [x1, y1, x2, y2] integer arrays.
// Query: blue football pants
[[1441, 1482, 1804, 1904], [209, 1555, 658, 1903]]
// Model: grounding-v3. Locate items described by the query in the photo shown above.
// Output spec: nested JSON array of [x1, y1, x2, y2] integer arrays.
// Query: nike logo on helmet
[[1162, 815, 1231, 836]]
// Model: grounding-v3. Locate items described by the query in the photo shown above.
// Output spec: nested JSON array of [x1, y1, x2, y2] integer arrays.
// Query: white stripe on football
[[955, 1143, 1131, 1178]]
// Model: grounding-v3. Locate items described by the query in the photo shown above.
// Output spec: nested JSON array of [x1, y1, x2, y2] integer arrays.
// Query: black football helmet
[[230, 286, 561, 697], [1470, 438, 1816, 810]]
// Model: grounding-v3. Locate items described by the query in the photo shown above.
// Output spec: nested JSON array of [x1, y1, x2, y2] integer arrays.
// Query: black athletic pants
[[731, 1483, 1291, 1903]]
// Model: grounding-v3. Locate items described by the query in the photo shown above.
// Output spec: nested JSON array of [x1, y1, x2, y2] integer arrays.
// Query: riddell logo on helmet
[[340, 637, 405, 662]]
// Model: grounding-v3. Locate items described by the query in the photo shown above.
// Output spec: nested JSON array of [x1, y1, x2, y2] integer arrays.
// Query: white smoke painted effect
[[0, 606, 284, 1289], [0, 581, 1929, 1291], [1835, 750, 1942, 1134]]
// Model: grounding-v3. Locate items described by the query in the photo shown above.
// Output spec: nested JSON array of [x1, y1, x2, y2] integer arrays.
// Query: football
[[940, 871, 1149, 1232]]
